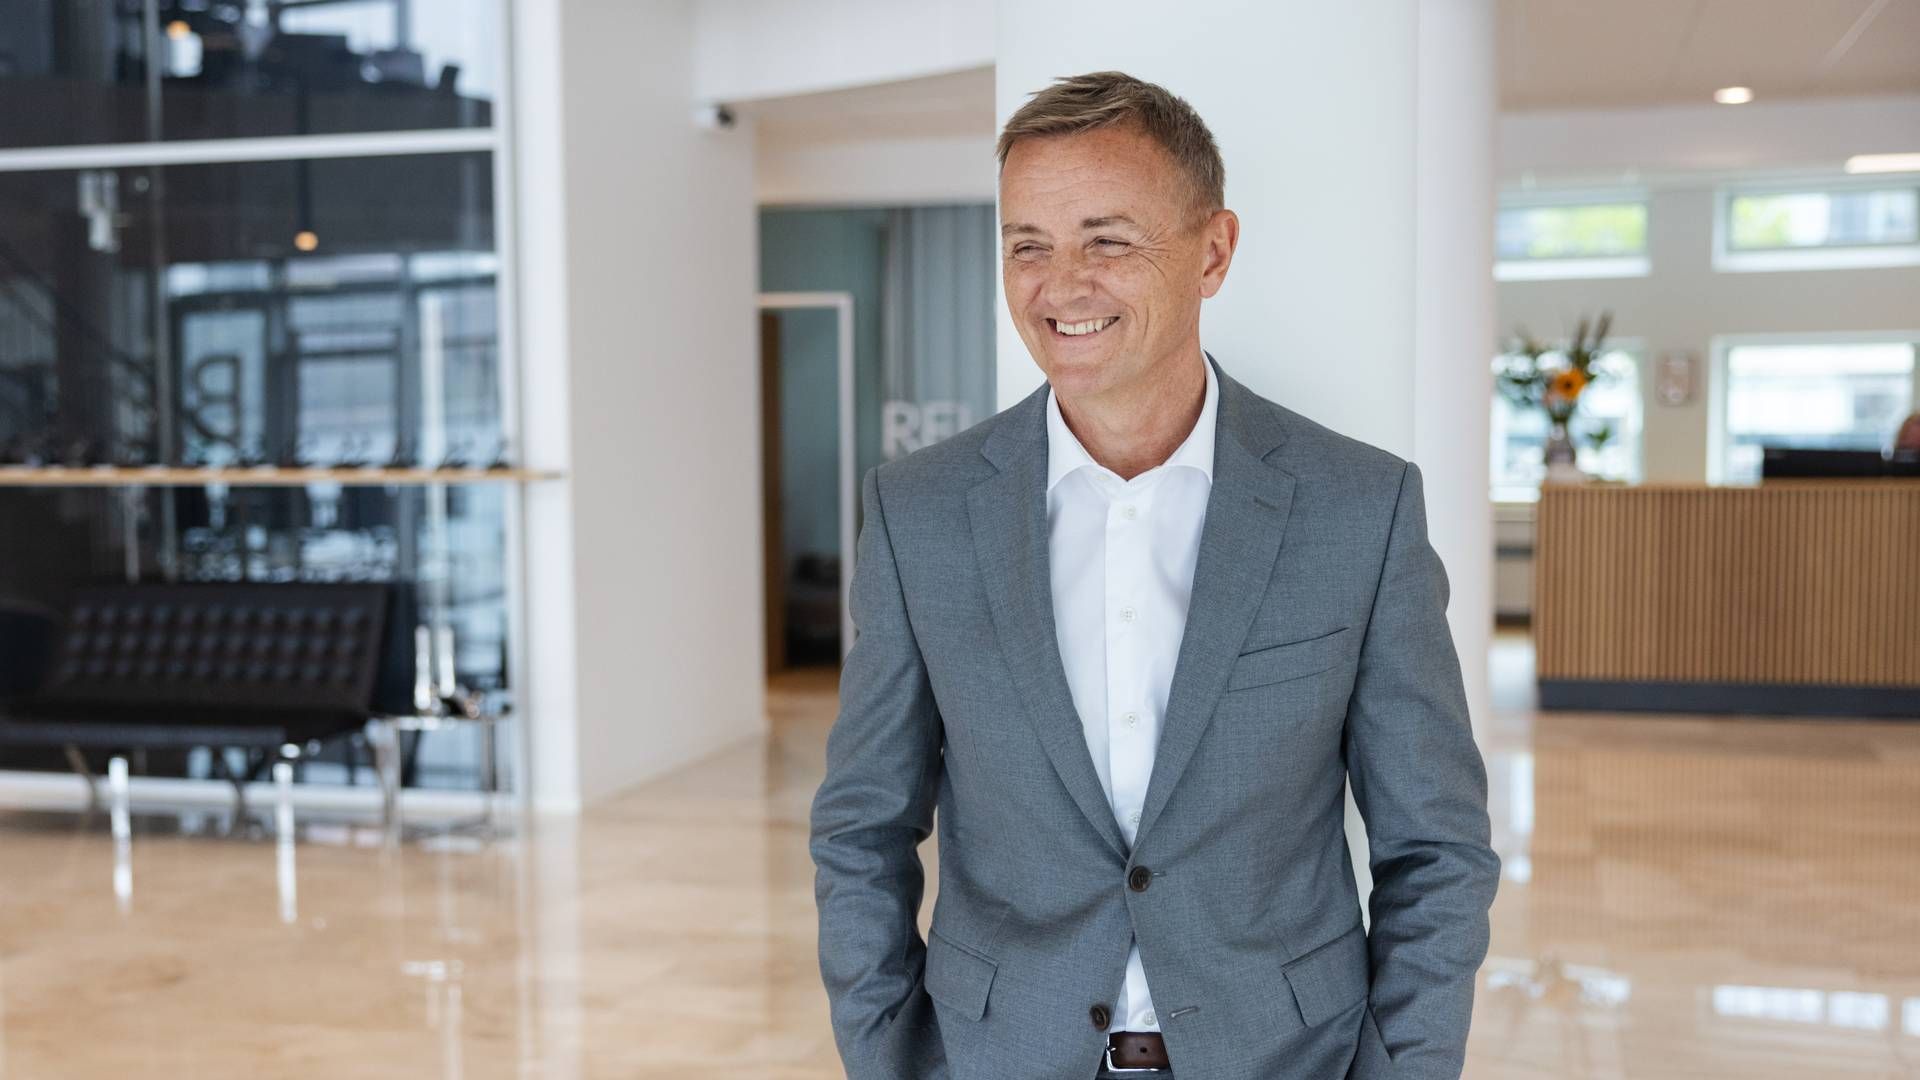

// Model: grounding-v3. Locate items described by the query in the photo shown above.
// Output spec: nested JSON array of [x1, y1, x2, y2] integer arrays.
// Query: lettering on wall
[[883, 400, 976, 459]]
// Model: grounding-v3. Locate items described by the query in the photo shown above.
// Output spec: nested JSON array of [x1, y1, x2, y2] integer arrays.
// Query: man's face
[[999, 122, 1235, 400]]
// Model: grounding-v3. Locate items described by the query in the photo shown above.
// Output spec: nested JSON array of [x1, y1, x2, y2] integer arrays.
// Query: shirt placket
[[1105, 483, 1152, 843], [1104, 472, 1160, 1030]]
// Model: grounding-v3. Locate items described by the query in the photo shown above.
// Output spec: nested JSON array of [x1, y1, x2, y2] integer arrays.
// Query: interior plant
[[1494, 310, 1614, 484]]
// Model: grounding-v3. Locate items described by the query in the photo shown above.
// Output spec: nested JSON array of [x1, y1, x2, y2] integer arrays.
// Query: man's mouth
[[1048, 316, 1120, 338]]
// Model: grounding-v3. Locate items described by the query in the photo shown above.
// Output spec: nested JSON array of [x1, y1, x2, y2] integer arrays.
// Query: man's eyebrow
[[1000, 214, 1140, 238]]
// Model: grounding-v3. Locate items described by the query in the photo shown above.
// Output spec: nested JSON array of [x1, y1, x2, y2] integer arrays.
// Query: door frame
[[756, 292, 856, 660]]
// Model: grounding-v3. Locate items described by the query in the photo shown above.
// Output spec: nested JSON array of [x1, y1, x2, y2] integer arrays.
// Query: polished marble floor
[[0, 632, 1916, 1078]]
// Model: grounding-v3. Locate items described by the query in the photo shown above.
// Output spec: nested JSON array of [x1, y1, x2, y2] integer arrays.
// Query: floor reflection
[[0, 648, 1915, 1077], [1473, 633, 1920, 1079]]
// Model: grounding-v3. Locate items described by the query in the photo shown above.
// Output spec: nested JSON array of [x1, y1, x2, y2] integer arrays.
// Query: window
[[1715, 182, 1920, 272], [1495, 193, 1649, 280], [1711, 338, 1918, 483], [1491, 346, 1643, 502], [0, 4, 512, 793]]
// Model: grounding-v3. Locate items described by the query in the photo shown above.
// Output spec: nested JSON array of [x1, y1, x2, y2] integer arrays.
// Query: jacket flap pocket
[[924, 927, 997, 1022], [1280, 922, 1370, 1028], [1227, 626, 1350, 692]]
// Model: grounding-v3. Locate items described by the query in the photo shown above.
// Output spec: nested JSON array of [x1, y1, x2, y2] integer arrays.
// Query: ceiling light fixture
[[1714, 86, 1754, 105], [1845, 152, 1920, 174]]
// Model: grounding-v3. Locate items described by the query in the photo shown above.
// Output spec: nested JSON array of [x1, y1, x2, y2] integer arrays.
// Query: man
[[810, 70, 1499, 1080]]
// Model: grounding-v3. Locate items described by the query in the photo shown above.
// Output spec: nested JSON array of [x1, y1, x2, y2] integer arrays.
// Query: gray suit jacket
[[810, 352, 1499, 1080]]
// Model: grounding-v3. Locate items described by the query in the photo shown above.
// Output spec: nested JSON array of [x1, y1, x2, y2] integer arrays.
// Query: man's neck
[[1055, 347, 1208, 482]]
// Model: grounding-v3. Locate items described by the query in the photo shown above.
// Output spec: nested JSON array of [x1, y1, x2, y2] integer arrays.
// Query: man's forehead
[[1000, 213, 1141, 238]]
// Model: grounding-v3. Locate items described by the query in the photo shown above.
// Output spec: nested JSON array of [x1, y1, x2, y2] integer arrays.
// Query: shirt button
[[1143, 1010, 1156, 1025], [1128, 809, 1141, 826], [1120, 504, 1137, 519], [1122, 710, 1138, 727], [1118, 606, 1135, 623]]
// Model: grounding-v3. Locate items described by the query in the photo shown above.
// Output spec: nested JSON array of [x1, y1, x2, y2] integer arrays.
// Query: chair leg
[[208, 750, 248, 820], [63, 744, 100, 810], [273, 749, 298, 841], [273, 758, 298, 924], [108, 755, 133, 911], [366, 717, 402, 839], [107, 755, 131, 842]]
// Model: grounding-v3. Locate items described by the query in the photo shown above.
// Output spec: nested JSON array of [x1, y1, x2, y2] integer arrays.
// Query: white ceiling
[[736, 1, 1920, 143], [733, 65, 995, 142], [1499, 0, 1920, 110]]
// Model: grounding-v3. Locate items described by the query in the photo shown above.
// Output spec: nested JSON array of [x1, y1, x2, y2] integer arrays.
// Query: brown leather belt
[[1104, 1030, 1171, 1071]]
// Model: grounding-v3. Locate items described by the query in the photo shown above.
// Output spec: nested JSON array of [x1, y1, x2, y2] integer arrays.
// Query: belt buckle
[[1104, 1043, 1165, 1074]]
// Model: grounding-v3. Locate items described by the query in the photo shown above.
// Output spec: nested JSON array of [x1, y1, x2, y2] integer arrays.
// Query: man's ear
[[1199, 208, 1239, 299]]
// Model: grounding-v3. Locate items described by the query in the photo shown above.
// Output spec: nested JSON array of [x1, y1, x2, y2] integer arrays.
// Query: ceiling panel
[[1498, 0, 1920, 109]]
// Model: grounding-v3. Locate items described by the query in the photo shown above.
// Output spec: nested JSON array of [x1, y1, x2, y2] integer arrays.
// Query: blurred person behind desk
[[1894, 411, 1920, 453]]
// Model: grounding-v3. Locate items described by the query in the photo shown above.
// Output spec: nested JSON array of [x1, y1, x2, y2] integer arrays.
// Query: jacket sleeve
[[809, 464, 948, 1080], [1343, 460, 1501, 1080]]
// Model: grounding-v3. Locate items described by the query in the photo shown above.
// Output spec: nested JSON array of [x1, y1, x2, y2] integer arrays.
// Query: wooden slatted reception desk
[[1533, 481, 1920, 717]]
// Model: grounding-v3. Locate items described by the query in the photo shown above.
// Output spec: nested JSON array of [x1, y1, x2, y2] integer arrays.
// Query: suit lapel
[[969, 379, 1132, 860], [1134, 359, 1294, 845], [967, 353, 1295, 862]]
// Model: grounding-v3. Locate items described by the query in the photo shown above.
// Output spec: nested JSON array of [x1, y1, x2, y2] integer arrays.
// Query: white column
[[1412, 0, 1497, 748], [994, 0, 1497, 902], [512, 0, 766, 812]]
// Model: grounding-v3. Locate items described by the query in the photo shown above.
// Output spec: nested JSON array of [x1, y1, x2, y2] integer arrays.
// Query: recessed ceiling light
[[1714, 86, 1754, 105], [1845, 152, 1920, 174]]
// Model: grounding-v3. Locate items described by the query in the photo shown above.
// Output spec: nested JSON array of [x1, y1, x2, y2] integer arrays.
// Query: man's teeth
[[1055, 316, 1119, 336]]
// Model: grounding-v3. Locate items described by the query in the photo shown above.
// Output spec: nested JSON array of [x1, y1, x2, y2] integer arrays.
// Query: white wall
[[757, 133, 996, 206], [693, 0, 994, 105], [995, 0, 1498, 902], [515, 0, 765, 811]]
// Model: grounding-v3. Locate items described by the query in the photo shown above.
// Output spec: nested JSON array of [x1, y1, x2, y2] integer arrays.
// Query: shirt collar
[[1046, 352, 1219, 493]]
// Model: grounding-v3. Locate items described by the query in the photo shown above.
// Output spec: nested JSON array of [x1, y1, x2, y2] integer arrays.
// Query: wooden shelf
[[0, 466, 564, 488]]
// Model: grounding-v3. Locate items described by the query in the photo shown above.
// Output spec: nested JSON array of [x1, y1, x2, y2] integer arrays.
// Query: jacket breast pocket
[[924, 926, 998, 1022], [1225, 626, 1350, 694]]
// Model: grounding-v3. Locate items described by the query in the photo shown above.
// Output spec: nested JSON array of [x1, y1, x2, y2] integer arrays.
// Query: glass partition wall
[[0, 1, 518, 795]]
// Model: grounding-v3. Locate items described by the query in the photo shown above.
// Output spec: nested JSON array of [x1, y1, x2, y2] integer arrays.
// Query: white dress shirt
[[1044, 354, 1219, 1034]]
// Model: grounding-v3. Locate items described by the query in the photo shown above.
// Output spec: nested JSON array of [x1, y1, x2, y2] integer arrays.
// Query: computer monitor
[[1759, 447, 1889, 479]]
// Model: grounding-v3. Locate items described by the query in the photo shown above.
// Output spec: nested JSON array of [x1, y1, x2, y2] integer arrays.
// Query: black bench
[[0, 580, 414, 811]]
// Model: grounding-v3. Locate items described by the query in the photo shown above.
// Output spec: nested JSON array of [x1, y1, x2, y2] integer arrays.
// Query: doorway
[[757, 292, 855, 672]]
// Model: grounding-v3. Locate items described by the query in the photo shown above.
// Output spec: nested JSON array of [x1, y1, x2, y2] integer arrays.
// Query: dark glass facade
[[0, 4, 510, 792]]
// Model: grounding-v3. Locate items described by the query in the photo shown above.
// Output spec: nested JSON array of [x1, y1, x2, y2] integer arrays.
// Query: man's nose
[[1038, 248, 1098, 307]]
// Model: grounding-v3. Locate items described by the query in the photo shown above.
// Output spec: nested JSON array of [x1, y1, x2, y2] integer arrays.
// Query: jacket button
[[1128, 865, 1153, 892], [1089, 1003, 1111, 1028]]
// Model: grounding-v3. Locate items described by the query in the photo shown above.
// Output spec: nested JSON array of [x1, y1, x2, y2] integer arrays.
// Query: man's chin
[[1043, 356, 1128, 398], [1042, 353, 1100, 380]]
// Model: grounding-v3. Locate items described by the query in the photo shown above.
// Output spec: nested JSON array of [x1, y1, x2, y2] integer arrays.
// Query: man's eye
[[1095, 239, 1128, 249]]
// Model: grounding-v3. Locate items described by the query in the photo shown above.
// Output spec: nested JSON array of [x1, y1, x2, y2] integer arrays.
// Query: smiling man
[[810, 70, 1500, 1080]]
